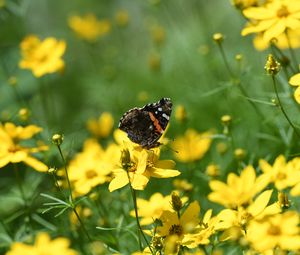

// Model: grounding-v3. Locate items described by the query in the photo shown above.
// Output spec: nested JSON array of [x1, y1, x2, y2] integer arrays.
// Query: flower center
[[169, 224, 183, 236], [267, 224, 281, 236], [277, 5, 289, 18], [240, 211, 253, 226], [8, 146, 19, 153], [85, 169, 98, 179], [276, 172, 286, 180]]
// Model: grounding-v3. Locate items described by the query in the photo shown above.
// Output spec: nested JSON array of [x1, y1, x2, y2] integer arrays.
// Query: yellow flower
[[19, 35, 66, 77], [68, 14, 111, 42], [68, 139, 119, 196], [174, 104, 187, 123], [217, 190, 281, 240], [0, 122, 48, 171], [109, 145, 180, 192], [150, 25, 166, 46], [6, 232, 78, 255], [86, 112, 114, 138], [171, 129, 212, 163], [157, 201, 200, 244], [181, 209, 219, 248], [115, 9, 129, 27], [247, 211, 300, 252], [241, 0, 300, 42], [231, 0, 260, 10], [173, 179, 193, 192], [130, 192, 188, 225], [208, 165, 269, 208], [253, 28, 300, 50], [289, 72, 300, 104], [259, 155, 300, 190]]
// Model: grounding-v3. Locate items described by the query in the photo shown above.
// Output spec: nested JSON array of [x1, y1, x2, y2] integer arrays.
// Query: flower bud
[[175, 105, 187, 123], [265, 54, 281, 75], [171, 192, 183, 212], [18, 108, 30, 121], [213, 33, 224, 44], [52, 133, 64, 146], [234, 148, 246, 160], [121, 148, 132, 170], [278, 191, 290, 209]]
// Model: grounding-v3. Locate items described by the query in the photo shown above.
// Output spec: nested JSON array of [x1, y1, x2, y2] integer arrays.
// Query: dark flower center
[[85, 169, 98, 179], [169, 224, 183, 236], [277, 5, 289, 18]]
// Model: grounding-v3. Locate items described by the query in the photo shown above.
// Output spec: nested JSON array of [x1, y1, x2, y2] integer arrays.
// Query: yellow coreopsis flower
[[246, 211, 300, 253], [253, 28, 300, 50], [86, 112, 114, 138], [171, 129, 212, 163], [241, 0, 300, 43], [68, 14, 111, 42], [6, 232, 78, 255], [156, 201, 200, 245], [181, 209, 219, 248], [208, 166, 269, 208], [109, 130, 180, 192], [0, 122, 48, 171], [217, 190, 281, 240], [130, 192, 188, 225], [289, 72, 300, 104], [19, 35, 66, 77], [259, 155, 300, 190], [68, 139, 119, 196]]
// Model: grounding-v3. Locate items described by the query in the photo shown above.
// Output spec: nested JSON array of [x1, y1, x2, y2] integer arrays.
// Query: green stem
[[216, 43, 234, 78], [272, 75, 300, 139], [56, 144, 92, 242], [56, 144, 73, 202], [73, 208, 92, 242], [126, 172, 154, 254]]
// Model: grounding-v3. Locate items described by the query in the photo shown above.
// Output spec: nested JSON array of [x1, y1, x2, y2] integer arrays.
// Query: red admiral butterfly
[[119, 98, 172, 149]]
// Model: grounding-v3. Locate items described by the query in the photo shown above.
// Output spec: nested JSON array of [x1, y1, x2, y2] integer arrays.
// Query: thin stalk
[[126, 172, 154, 254], [56, 144, 73, 202], [216, 43, 234, 78], [55, 144, 92, 242], [271, 75, 300, 139]]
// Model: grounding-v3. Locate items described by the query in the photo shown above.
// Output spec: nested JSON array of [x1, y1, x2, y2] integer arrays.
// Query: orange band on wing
[[149, 112, 163, 133]]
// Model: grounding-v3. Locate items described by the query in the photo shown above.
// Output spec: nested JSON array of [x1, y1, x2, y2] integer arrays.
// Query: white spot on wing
[[162, 113, 169, 120]]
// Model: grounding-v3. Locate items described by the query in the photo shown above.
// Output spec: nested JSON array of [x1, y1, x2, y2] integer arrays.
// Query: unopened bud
[[234, 148, 246, 160], [52, 134, 64, 146], [265, 54, 280, 75], [171, 192, 183, 212], [278, 191, 290, 209], [213, 33, 224, 43]]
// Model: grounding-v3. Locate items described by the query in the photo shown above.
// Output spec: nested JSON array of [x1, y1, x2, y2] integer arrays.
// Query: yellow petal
[[247, 189, 273, 216], [150, 167, 181, 178], [180, 201, 200, 230], [131, 174, 149, 190], [243, 7, 275, 20], [289, 73, 300, 86], [294, 86, 300, 104], [108, 171, 128, 192], [263, 21, 286, 42], [23, 156, 48, 172]]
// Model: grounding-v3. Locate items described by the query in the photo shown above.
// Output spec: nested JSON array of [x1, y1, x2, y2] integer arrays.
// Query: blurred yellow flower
[[231, 0, 260, 10], [247, 211, 300, 253], [174, 104, 187, 123], [157, 201, 200, 245], [150, 25, 166, 46], [206, 164, 220, 178], [259, 155, 300, 190], [173, 179, 193, 192], [253, 29, 300, 50], [181, 209, 219, 248], [68, 139, 119, 196], [289, 72, 300, 104], [6, 232, 78, 255], [0, 122, 48, 171], [208, 165, 269, 208], [130, 192, 188, 225], [68, 14, 111, 42], [241, 0, 300, 42], [217, 190, 281, 240], [115, 9, 129, 27], [19, 35, 66, 77], [172, 129, 212, 163], [86, 112, 114, 138], [0, 0, 5, 8]]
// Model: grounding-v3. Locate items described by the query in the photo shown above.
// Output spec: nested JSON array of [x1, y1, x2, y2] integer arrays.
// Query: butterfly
[[119, 98, 172, 149]]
